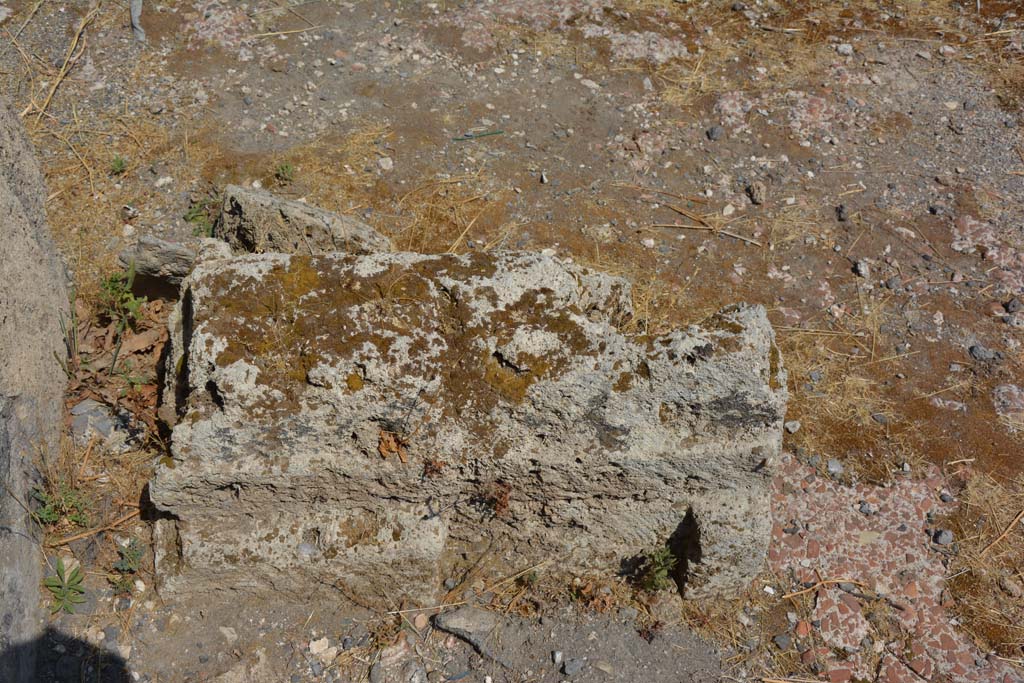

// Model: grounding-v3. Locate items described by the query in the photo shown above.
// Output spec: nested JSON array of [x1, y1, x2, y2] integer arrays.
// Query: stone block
[[151, 250, 786, 602]]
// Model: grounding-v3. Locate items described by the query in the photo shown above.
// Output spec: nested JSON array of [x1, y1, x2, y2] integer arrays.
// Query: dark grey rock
[[933, 529, 954, 545], [773, 633, 792, 650], [706, 125, 724, 141], [969, 344, 998, 362], [563, 658, 585, 676], [69, 399, 134, 449]]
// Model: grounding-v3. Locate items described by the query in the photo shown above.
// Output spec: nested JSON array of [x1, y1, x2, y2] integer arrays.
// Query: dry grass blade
[[980, 507, 1024, 558], [29, 5, 99, 123], [13, 0, 45, 39], [653, 223, 762, 247], [49, 509, 140, 547], [782, 578, 865, 599], [945, 473, 1024, 659], [447, 206, 487, 254]]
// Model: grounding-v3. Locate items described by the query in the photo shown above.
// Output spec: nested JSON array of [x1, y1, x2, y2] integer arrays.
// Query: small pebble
[[933, 529, 954, 545], [706, 125, 725, 141], [773, 633, 792, 650], [746, 181, 767, 205], [999, 575, 1024, 598], [563, 659, 585, 676], [836, 43, 855, 56], [827, 458, 844, 475], [784, 420, 801, 434], [969, 344, 997, 362]]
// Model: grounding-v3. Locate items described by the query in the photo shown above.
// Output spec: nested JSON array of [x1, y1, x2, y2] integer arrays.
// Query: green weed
[[113, 538, 144, 574], [98, 262, 146, 375], [639, 547, 678, 592], [183, 197, 218, 237], [44, 558, 86, 614], [274, 162, 296, 184], [33, 485, 89, 528], [110, 154, 127, 176], [116, 360, 150, 392]]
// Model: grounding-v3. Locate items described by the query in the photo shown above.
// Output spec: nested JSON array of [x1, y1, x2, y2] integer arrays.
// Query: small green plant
[[108, 538, 144, 596], [98, 262, 146, 375], [274, 162, 295, 184], [44, 558, 86, 614], [639, 547, 678, 592], [33, 485, 89, 527], [110, 154, 127, 176], [113, 538, 144, 574], [108, 574, 133, 596], [116, 360, 150, 392], [183, 198, 217, 237], [99, 265, 145, 331]]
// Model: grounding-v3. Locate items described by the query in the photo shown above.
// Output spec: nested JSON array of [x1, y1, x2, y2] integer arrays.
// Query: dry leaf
[[378, 431, 408, 463], [120, 327, 166, 355]]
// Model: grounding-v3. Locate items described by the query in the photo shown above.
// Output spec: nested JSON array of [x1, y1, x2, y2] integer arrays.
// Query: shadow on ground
[[0, 626, 129, 683]]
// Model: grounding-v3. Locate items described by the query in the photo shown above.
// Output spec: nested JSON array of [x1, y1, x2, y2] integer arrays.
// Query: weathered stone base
[[151, 250, 786, 603]]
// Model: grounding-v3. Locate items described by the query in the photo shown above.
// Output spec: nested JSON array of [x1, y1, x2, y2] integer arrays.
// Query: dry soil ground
[[2, 1, 1024, 682]]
